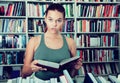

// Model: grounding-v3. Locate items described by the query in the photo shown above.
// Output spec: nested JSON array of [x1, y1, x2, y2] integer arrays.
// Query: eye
[[48, 19, 53, 21], [57, 19, 62, 22]]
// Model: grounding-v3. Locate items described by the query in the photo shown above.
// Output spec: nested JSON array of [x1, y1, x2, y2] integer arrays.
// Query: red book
[[107, 20, 111, 32], [108, 5, 113, 17], [82, 20, 86, 32], [0, 6, 5, 15], [103, 5, 108, 17]]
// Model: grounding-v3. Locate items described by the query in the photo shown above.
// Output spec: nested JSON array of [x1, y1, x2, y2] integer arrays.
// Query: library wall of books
[[0, 0, 120, 83]]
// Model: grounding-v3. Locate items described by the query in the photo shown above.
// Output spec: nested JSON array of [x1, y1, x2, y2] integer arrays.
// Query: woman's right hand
[[31, 60, 47, 72]]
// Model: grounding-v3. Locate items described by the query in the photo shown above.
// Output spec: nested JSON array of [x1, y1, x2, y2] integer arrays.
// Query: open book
[[36, 56, 79, 72]]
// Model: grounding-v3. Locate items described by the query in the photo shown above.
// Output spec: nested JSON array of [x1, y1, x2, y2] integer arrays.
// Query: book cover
[[36, 56, 79, 72], [84, 73, 98, 83], [63, 69, 74, 83], [59, 75, 68, 83]]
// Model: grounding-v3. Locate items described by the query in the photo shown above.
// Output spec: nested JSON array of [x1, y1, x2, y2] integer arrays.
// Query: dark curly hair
[[45, 3, 65, 18]]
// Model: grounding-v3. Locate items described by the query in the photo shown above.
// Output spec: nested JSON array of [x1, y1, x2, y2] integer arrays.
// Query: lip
[[51, 28, 56, 30]]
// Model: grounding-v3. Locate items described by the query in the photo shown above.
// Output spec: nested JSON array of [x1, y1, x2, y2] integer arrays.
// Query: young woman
[[21, 3, 82, 80]]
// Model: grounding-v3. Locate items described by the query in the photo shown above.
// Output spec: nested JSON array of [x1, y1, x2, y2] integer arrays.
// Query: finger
[[39, 67, 47, 71], [33, 60, 39, 65]]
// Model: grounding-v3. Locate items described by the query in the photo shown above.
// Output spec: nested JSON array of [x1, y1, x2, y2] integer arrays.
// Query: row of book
[[1, 18, 119, 33], [7, 70, 74, 83], [76, 34, 119, 47], [28, 19, 46, 33], [0, 35, 26, 48], [28, 19, 74, 33], [77, 19, 120, 32], [84, 72, 120, 83], [0, 66, 21, 80], [0, 19, 26, 32], [77, 4, 120, 17], [79, 63, 119, 75], [77, 49, 119, 62], [27, 3, 74, 17], [0, 51, 24, 65], [0, 2, 25, 16]]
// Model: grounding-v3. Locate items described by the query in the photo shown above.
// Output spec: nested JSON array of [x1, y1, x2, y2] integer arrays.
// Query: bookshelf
[[75, 1, 120, 81], [0, 0, 120, 82]]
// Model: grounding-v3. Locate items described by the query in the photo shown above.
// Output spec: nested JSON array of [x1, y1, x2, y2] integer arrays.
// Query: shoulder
[[27, 36, 41, 51], [65, 36, 76, 57], [65, 36, 76, 46], [28, 36, 41, 44]]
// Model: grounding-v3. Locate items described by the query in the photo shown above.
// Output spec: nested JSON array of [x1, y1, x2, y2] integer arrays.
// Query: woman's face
[[45, 10, 65, 33]]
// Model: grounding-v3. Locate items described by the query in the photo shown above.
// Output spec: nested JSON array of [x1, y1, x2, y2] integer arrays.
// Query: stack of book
[[7, 69, 74, 83], [84, 72, 120, 83]]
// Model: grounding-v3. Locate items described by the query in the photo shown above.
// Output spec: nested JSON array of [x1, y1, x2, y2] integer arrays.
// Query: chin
[[50, 30, 58, 34]]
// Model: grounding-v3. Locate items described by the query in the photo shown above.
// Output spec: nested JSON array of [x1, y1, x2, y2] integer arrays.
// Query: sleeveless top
[[34, 34, 71, 80]]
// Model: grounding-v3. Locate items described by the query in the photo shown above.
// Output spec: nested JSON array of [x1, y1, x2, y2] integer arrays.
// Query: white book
[[22, 78, 27, 83], [90, 37, 100, 47], [7, 78, 17, 83], [7, 79, 12, 83], [0, 66, 3, 76], [54, 78, 58, 83], [97, 76, 108, 83], [16, 77, 22, 83], [117, 74, 120, 81], [63, 70, 74, 83], [50, 78, 55, 83], [108, 75, 120, 83], [59, 75, 68, 83], [26, 76, 30, 83]]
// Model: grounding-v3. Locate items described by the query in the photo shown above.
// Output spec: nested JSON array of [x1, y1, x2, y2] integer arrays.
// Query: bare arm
[[66, 37, 83, 77], [21, 37, 35, 78], [66, 37, 83, 69], [21, 36, 47, 78]]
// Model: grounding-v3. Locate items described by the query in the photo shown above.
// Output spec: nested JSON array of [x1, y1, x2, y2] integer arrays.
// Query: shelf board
[[77, 46, 119, 49], [28, 32, 75, 35], [76, 73, 118, 77], [28, 16, 44, 19], [0, 0, 25, 2], [27, 16, 75, 19], [83, 60, 120, 64], [76, 32, 119, 35], [0, 32, 26, 35], [76, 2, 120, 4], [28, 32, 43, 35], [0, 16, 26, 19], [0, 64, 23, 66], [0, 48, 26, 51], [27, 0, 74, 4], [27, 1, 53, 3], [77, 17, 120, 20]]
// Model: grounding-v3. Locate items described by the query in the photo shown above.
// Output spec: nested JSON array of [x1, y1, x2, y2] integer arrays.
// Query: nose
[[53, 20, 57, 27]]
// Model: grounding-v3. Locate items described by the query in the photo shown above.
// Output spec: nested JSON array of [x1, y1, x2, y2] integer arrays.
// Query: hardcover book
[[84, 73, 98, 83], [36, 56, 79, 72]]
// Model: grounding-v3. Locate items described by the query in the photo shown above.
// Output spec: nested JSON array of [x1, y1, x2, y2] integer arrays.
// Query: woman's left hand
[[74, 58, 83, 70]]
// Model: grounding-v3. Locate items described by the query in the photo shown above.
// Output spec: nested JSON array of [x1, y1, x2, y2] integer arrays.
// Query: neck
[[45, 31, 61, 39]]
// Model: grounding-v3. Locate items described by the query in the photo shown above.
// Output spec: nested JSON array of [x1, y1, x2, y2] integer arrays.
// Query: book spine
[[63, 70, 74, 83]]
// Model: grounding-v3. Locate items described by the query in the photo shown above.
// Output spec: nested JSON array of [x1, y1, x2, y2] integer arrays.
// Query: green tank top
[[34, 34, 71, 80]]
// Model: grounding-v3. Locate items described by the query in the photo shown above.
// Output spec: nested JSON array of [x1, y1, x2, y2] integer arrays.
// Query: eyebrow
[[47, 16, 63, 20]]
